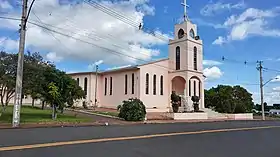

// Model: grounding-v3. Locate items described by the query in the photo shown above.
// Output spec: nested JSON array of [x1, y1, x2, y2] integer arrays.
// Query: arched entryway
[[171, 76, 186, 107], [171, 76, 187, 107], [172, 76, 186, 95], [171, 76, 186, 96], [189, 76, 202, 98]]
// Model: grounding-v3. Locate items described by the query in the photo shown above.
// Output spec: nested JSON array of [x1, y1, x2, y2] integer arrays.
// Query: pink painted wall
[[139, 59, 170, 111], [4, 94, 41, 106], [67, 20, 205, 111], [171, 76, 186, 95], [168, 20, 205, 109], [99, 69, 140, 108], [71, 73, 98, 107]]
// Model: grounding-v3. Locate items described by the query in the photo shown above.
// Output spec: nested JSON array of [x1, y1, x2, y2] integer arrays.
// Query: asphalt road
[[0, 121, 280, 157]]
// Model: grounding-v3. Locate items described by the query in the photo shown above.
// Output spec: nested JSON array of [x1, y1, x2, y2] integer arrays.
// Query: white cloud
[[203, 66, 223, 80], [0, 0, 13, 10], [224, 8, 279, 27], [191, 18, 225, 29], [94, 60, 104, 66], [200, 1, 246, 16], [212, 36, 226, 45], [213, 7, 280, 44], [253, 91, 280, 105], [88, 60, 104, 70], [273, 87, 280, 91], [0, 37, 19, 51], [106, 65, 132, 70], [203, 60, 222, 66], [46, 52, 63, 63], [272, 75, 280, 82], [2, 0, 168, 65]]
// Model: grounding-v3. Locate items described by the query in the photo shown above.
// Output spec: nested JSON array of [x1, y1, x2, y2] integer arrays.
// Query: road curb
[[0, 122, 107, 130], [66, 108, 122, 120]]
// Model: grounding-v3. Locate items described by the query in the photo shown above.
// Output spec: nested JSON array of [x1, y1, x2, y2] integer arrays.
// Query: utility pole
[[12, 0, 29, 128], [257, 61, 265, 120], [94, 65, 98, 109]]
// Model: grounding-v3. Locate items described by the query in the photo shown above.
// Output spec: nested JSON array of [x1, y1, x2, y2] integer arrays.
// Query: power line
[[0, 31, 19, 51], [30, 3, 173, 59], [83, 0, 169, 41], [1, 13, 204, 72], [263, 68, 280, 73], [31, 10, 76, 60], [0, 16, 21, 21], [27, 21, 205, 73], [32, 2, 172, 56], [29, 3, 204, 69], [221, 56, 257, 66]]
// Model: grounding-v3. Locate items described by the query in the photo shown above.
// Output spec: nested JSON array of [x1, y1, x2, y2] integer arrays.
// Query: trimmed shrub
[[82, 101, 88, 109], [117, 98, 146, 121], [171, 91, 180, 113], [191, 96, 200, 112]]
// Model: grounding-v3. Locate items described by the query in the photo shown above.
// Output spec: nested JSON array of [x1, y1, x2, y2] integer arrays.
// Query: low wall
[[226, 113, 253, 120], [169, 112, 208, 120], [146, 108, 170, 113]]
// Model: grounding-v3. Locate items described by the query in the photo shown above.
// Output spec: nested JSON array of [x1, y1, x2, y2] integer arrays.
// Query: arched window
[[77, 78, 79, 86], [189, 80, 191, 96], [160, 75, 163, 95], [125, 75, 127, 95], [145, 73, 149, 94], [194, 80, 196, 96], [84, 77, 88, 96], [178, 29, 185, 39], [194, 46, 198, 71], [110, 77, 112, 95], [132, 73, 135, 94], [189, 29, 195, 39], [199, 81, 201, 98], [104, 77, 107, 95], [153, 75, 156, 95], [176, 46, 180, 70]]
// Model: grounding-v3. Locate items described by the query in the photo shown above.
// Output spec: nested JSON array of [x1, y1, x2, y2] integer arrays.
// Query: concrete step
[[202, 108, 228, 119], [208, 116, 228, 120]]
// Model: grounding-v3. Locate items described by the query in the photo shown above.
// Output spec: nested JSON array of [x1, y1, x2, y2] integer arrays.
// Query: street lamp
[[263, 77, 278, 87], [90, 60, 103, 109], [260, 77, 278, 120]]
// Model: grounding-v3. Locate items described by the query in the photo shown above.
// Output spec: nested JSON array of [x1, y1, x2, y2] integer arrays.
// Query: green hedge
[[118, 98, 146, 121]]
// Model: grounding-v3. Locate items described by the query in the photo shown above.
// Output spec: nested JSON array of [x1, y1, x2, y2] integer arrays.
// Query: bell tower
[[168, 1, 203, 72], [168, 0, 205, 110]]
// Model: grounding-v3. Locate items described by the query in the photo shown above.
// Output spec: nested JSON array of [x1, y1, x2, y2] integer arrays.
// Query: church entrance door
[[171, 76, 186, 107]]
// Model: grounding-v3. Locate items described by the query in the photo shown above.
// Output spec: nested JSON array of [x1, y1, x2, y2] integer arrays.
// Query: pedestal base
[[169, 112, 208, 120]]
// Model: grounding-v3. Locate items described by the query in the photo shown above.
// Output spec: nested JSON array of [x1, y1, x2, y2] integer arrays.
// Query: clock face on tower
[[189, 29, 195, 39], [178, 29, 185, 39]]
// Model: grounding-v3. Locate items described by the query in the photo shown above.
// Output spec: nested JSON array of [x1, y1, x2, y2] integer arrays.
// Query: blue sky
[[0, 0, 280, 104]]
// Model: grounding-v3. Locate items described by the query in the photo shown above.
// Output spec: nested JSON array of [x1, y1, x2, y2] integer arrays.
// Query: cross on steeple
[[181, 0, 189, 21]]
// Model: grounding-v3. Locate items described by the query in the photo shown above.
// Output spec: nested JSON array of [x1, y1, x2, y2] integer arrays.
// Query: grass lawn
[[0, 106, 92, 124], [92, 111, 119, 117]]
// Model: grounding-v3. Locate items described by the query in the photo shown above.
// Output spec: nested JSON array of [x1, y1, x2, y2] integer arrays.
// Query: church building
[[69, 6, 205, 112]]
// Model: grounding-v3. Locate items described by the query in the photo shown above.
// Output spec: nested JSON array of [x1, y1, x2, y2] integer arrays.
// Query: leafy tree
[[117, 98, 146, 121], [264, 102, 269, 111], [47, 82, 61, 120], [205, 85, 253, 113], [273, 104, 280, 109], [0, 51, 44, 110], [0, 51, 85, 118], [0, 52, 17, 108], [254, 103, 261, 111], [23, 52, 45, 107]]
